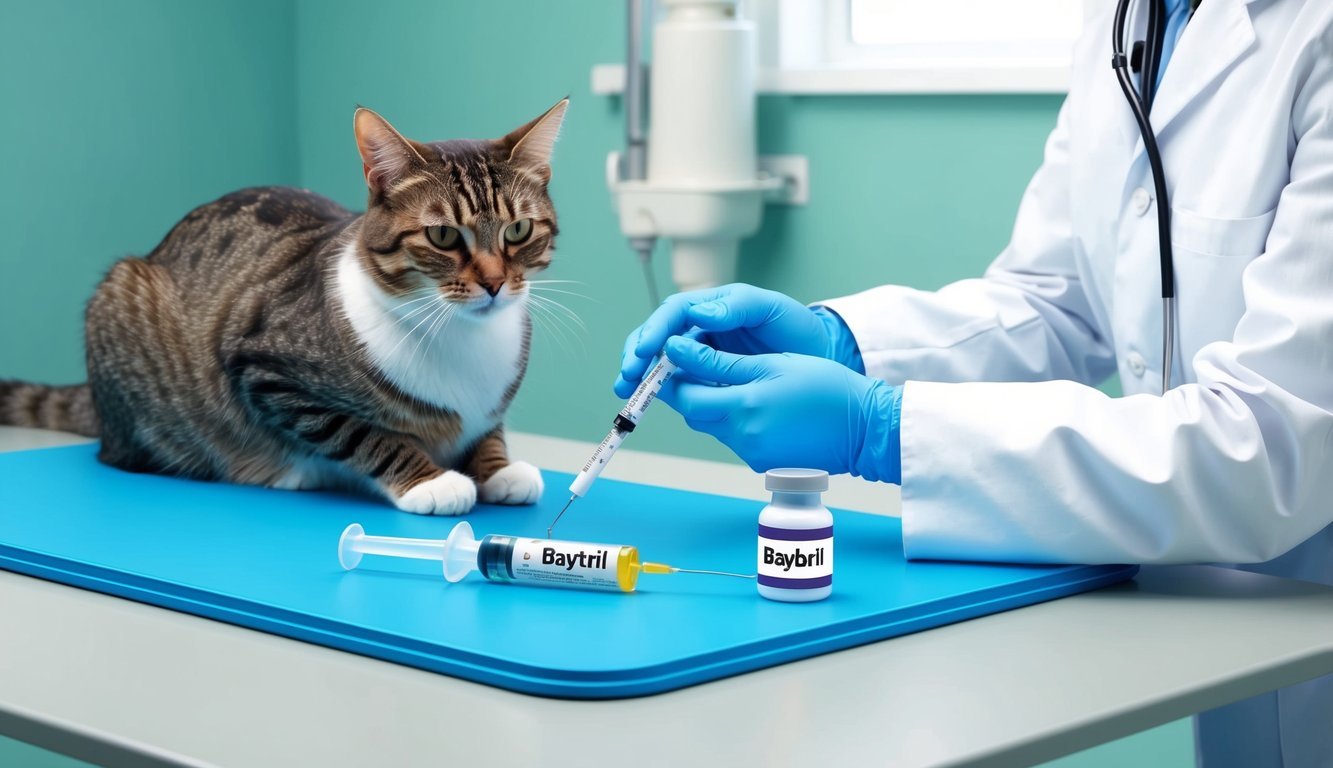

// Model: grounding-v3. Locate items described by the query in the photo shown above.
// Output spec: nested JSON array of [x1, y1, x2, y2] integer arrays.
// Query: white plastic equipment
[[608, 0, 784, 293]]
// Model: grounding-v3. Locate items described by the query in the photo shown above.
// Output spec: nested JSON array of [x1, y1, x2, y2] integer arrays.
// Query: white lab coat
[[819, 1, 1333, 765]]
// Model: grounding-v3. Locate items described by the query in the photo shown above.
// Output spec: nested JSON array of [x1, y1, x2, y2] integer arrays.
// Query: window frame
[[750, 0, 1109, 95], [590, 0, 1110, 97]]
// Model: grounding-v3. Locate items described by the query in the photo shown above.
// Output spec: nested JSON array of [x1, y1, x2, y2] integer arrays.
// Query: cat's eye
[[425, 225, 461, 250], [503, 219, 533, 245]]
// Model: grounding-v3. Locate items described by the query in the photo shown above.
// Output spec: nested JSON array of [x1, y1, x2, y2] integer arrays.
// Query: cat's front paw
[[478, 461, 544, 505], [394, 471, 477, 515]]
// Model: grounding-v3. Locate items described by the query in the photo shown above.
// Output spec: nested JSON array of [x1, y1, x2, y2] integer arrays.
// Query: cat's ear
[[354, 108, 427, 195], [500, 98, 569, 181]]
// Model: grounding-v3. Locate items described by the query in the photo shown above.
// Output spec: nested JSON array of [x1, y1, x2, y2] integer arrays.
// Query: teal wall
[[0, 1, 1184, 765], [0, 735, 95, 768], [0, 0, 298, 385], [292, 0, 1055, 462], [0, 0, 1060, 462]]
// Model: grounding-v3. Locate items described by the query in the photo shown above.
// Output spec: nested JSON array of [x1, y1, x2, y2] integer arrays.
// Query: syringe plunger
[[339, 522, 480, 583]]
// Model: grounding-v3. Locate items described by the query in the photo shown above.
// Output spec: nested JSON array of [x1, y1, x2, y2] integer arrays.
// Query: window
[[591, 0, 1109, 97], [848, 0, 1083, 48], [754, 0, 1109, 94]]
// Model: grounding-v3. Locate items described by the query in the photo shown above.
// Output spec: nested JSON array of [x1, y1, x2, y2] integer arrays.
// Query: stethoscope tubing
[[1111, 0, 1176, 394]]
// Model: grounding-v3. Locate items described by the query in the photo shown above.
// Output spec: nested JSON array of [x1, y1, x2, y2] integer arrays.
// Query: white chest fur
[[334, 245, 524, 460]]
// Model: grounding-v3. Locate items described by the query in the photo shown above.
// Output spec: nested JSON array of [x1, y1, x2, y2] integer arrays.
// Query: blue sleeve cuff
[[810, 306, 866, 375], [853, 382, 903, 486]]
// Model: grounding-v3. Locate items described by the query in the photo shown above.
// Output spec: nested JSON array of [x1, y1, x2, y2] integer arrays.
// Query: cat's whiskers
[[384, 292, 447, 331], [378, 294, 448, 366], [525, 291, 587, 332], [521, 283, 592, 354], [526, 285, 595, 303], [525, 301, 575, 358], [360, 300, 444, 393], [526, 296, 588, 355], [335, 280, 449, 393], [348, 292, 464, 395], [524, 293, 580, 336], [382, 287, 444, 317], [525, 281, 594, 309], [524, 295, 585, 358], [403, 301, 458, 389], [390, 289, 444, 310], [349, 261, 437, 324]]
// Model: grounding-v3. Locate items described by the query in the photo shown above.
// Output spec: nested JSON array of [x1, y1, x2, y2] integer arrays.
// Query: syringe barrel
[[565, 359, 677, 502], [570, 426, 628, 498], [618, 358, 678, 427], [477, 535, 641, 592], [352, 534, 446, 561]]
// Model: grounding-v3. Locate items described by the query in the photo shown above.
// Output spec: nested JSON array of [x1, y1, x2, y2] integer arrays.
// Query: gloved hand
[[658, 336, 903, 483], [616, 283, 845, 398]]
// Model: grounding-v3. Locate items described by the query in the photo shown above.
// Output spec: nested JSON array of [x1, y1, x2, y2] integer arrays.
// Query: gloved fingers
[[614, 331, 651, 397], [684, 415, 729, 437], [628, 286, 743, 361], [616, 323, 655, 395], [664, 336, 768, 386], [614, 324, 711, 397], [684, 284, 780, 332], [613, 372, 640, 399], [659, 378, 739, 423]]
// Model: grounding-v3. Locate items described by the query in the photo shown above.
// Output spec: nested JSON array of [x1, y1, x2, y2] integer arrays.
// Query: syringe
[[547, 357, 678, 537], [338, 522, 752, 592]]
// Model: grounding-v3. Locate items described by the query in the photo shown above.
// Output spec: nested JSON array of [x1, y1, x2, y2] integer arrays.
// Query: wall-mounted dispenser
[[608, 0, 806, 301]]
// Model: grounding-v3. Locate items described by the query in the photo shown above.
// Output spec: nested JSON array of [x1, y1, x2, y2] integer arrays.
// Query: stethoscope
[[1110, 0, 1198, 395]]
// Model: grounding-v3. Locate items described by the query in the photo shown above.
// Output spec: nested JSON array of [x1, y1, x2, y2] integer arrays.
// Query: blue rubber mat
[[0, 444, 1135, 698]]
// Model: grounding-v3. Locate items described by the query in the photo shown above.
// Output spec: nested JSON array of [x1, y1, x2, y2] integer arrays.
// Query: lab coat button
[[1127, 352, 1147, 377], [1131, 187, 1152, 216]]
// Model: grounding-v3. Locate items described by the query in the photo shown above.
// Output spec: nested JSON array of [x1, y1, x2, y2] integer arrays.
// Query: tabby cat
[[0, 100, 569, 515]]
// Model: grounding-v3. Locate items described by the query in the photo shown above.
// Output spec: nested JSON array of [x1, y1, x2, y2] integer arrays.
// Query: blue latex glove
[[659, 336, 903, 483], [813, 306, 865, 375], [616, 284, 860, 398]]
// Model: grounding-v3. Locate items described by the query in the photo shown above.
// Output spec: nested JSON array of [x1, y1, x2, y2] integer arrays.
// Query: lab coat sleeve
[[818, 98, 1116, 388], [900, 43, 1333, 565]]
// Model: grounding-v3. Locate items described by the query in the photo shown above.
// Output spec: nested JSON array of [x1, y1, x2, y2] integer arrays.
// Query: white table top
[[3, 426, 1332, 768]]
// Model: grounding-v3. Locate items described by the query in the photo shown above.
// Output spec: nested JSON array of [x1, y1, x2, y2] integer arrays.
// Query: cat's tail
[[0, 381, 100, 437]]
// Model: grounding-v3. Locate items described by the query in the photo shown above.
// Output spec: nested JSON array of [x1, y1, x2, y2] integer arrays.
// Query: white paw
[[478, 461, 544, 505], [395, 471, 477, 516]]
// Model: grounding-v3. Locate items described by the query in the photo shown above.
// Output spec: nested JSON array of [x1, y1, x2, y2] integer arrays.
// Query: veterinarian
[[617, 1, 1333, 765]]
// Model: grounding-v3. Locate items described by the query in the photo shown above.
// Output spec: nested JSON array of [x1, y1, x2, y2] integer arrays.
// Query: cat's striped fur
[[0, 101, 568, 515]]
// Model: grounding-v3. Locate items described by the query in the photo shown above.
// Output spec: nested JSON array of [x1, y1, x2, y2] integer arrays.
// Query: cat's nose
[[480, 277, 504, 297]]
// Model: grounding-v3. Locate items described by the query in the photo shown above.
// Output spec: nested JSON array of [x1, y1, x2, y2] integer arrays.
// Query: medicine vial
[[757, 468, 833, 602]]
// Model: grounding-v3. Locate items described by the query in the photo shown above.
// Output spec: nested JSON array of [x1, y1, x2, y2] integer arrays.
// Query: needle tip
[[546, 496, 576, 539]]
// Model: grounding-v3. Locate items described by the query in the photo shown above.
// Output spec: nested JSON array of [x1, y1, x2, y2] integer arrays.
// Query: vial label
[[757, 525, 833, 589], [507, 538, 624, 590]]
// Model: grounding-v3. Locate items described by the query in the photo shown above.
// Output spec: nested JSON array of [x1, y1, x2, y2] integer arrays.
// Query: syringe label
[[621, 361, 675, 422], [757, 526, 833, 589], [509, 538, 625, 591]]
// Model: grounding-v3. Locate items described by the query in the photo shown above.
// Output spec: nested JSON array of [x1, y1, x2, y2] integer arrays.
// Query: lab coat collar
[[1124, 0, 1258, 157]]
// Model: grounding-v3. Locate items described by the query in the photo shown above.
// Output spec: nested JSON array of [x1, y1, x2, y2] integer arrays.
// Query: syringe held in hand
[[548, 358, 678, 537]]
